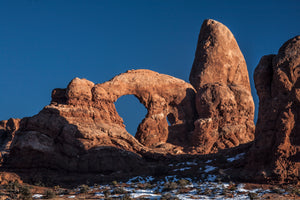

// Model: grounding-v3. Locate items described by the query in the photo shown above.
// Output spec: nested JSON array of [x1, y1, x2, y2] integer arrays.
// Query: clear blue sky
[[0, 0, 299, 135]]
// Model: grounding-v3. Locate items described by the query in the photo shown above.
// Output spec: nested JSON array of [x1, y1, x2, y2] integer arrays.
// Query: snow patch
[[206, 174, 217, 182], [32, 194, 43, 198], [227, 153, 245, 162], [173, 167, 191, 171], [204, 165, 217, 173]]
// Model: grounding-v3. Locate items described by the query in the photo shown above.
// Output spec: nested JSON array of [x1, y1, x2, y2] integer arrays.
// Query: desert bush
[[289, 187, 300, 196], [177, 188, 191, 194], [161, 193, 179, 200], [121, 193, 132, 200], [5, 180, 20, 193], [248, 192, 259, 200], [112, 187, 127, 194], [57, 189, 69, 195], [79, 184, 90, 194], [103, 189, 111, 198], [53, 185, 60, 192], [177, 179, 190, 187], [199, 188, 212, 195], [162, 181, 178, 192], [19, 186, 32, 200], [228, 182, 237, 191], [271, 186, 285, 194], [111, 180, 118, 186], [137, 182, 153, 189], [44, 189, 56, 199]]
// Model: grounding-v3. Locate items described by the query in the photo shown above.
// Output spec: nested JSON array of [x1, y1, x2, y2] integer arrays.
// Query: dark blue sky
[[0, 1, 299, 135]]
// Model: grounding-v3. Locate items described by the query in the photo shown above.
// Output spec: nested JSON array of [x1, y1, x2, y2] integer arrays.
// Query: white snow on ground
[[94, 192, 102, 196], [122, 179, 275, 199], [164, 175, 179, 182], [175, 161, 198, 166], [173, 167, 191, 171], [31, 175, 292, 200], [205, 159, 212, 163], [185, 161, 198, 165], [130, 189, 161, 199], [204, 165, 217, 173], [206, 174, 217, 182], [227, 153, 245, 162], [32, 194, 43, 198]]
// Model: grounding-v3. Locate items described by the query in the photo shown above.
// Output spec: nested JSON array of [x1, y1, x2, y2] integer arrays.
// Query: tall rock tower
[[189, 19, 255, 153]]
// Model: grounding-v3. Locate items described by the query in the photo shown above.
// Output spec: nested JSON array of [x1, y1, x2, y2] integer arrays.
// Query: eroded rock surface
[[247, 36, 300, 183], [0, 118, 20, 161], [189, 19, 255, 153], [94, 69, 196, 147], [5, 69, 196, 173]]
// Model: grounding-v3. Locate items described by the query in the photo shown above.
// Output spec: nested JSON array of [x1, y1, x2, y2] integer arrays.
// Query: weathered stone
[[189, 19, 251, 91], [247, 36, 300, 183], [7, 69, 196, 173], [97, 69, 196, 147], [189, 19, 255, 153], [0, 118, 20, 155]]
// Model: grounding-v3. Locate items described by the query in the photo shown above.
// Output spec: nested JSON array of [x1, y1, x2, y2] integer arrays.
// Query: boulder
[[189, 19, 255, 153], [247, 36, 300, 183]]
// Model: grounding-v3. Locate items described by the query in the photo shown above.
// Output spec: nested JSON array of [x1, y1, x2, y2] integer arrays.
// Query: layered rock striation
[[247, 36, 300, 183], [189, 19, 255, 153]]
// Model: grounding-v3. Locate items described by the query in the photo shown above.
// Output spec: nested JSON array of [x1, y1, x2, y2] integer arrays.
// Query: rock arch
[[52, 69, 196, 147], [114, 94, 147, 136], [94, 69, 196, 147]]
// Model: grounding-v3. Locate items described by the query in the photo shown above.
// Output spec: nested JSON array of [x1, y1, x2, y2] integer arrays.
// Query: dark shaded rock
[[246, 35, 300, 183]]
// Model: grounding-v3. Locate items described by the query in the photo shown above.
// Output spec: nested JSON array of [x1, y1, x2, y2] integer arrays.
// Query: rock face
[[0, 118, 20, 162], [5, 69, 196, 172], [247, 36, 300, 183], [94, 69, 196, 147], [189, 19, 251, 91], [189, 19, 255, 153]]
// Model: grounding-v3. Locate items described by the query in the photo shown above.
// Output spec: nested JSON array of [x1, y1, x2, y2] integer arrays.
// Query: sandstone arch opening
[[167, 113, 175, 126], [115, 95, 147, 136]]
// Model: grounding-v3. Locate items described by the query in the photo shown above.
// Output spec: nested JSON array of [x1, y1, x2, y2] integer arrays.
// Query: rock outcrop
[[0, 118, 20, 162], [189, 19, 255, 153], [5, 69, 196, 173], [93, 69, 196, 147], [5, 19, 299, 185], [246, 36, 300, 183]]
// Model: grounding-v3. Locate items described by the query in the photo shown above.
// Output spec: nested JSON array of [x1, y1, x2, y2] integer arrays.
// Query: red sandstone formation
[[189, 19, 255, 153], [0, 19, 257, 176], [93, 69, 196, 147], [247, 36, 300, 183], [4, 69, 196, 172], [0, 118, 20, 162], [2, 19, 298, 186]]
